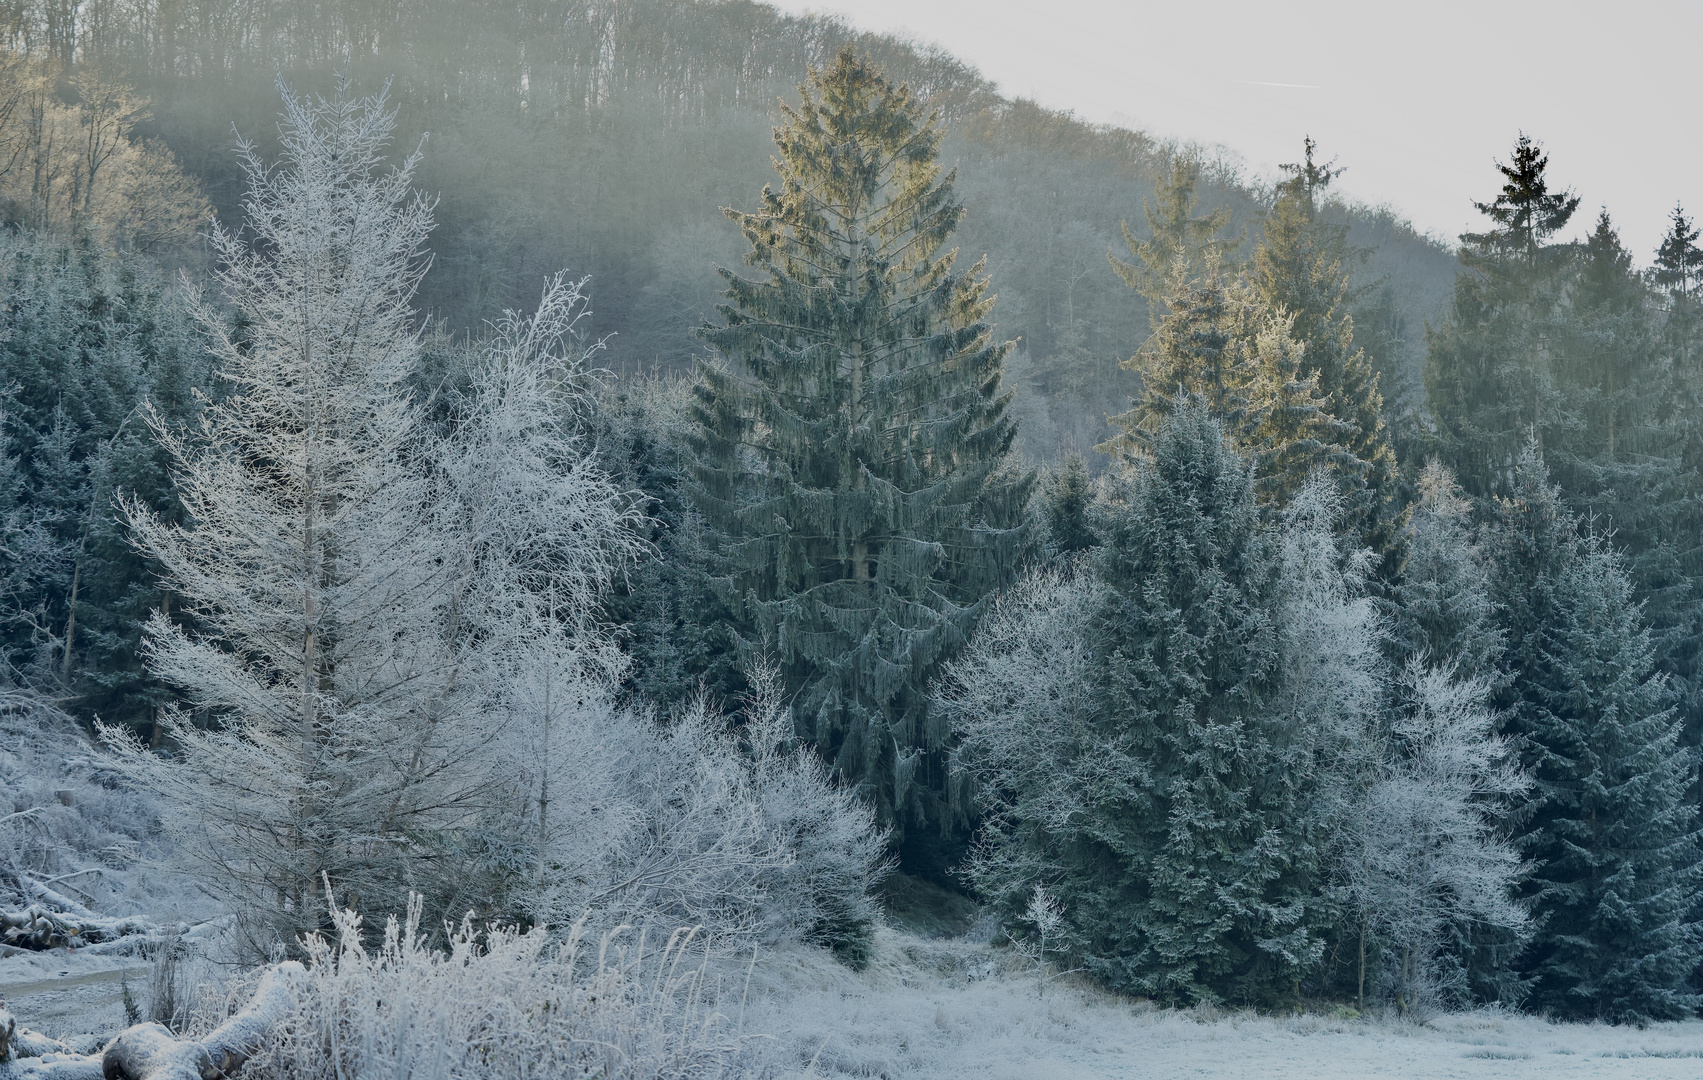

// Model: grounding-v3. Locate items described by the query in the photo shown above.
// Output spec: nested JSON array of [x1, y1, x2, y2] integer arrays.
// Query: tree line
[[0, 15, 1699, 1025]]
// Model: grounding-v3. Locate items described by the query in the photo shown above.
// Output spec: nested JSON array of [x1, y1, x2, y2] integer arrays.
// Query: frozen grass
[[743, 928, 1703, 1079], [221, 895, 756, 1080]]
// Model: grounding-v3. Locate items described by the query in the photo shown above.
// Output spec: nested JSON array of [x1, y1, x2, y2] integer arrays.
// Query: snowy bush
[[507, 660, 888, 962], [939, 563, 1100, 921]]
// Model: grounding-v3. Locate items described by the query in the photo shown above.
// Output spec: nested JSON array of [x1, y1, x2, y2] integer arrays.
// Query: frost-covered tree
[[691, 47, 1031, 852], [1388, 461, 1503, 681], [1343, 663, 1529, 1012], [0, 231, 206, 726], [1483, 444, 1703, 1021], [1271, 475, 1383, 767], [1076, 399, 1321, 1004], [955, 416, 1379, 1006], [940, 565, 1101, 919], [104, 82, 634, 952]]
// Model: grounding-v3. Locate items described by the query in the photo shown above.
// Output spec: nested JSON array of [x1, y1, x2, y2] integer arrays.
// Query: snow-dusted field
[[746, 929, 1703, 1079], [4, 925, 1703, 1078]]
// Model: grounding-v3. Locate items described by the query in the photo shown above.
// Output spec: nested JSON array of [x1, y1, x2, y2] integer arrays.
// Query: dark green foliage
[[690, 49, 1032, 848], [1461, 134, 1582, 269], [1488, 447, 1703, 1022], [1068, 398, 1320, 1005], [1040, 452, 1097, 556], [0, 233, 207, 730], [1520, 544, 1702, 1022], [598, 375, 741, 710], [1654, 203, 1703, 374]]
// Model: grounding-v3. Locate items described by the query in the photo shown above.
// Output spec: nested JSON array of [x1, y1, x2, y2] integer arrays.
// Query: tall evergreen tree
[[1039, 451, 1097, 557], [690, 48, 1032, 857], [1426, 134, 1580, 497], [1522, 544, 1702, 1021], [1461, 135, 1583, 271], [1251, 138, 1398, 554], [1487, 445, 1703, 1021], [1654, 203, 1703, 375], [1075, 398, 1324, 1004]]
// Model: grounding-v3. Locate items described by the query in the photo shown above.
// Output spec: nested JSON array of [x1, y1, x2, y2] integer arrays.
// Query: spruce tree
[[1487, 445, 1703, 1021], [1101, 252, 1355, 510], [1522, 544, 1702, 1022], [690, 48, 1031, 853], [1251, 138, 1398, 554], [1075, 397, 1321, 1004], [1654, 203, 1703, 375], [1426, 134, 1580, 497], [1040, 452, 1097, 557], [1388, 461, 1503, 680], [1108, 156, 1239, 305]]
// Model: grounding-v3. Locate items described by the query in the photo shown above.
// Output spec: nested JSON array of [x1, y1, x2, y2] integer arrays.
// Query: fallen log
[[0, 906, 158, 952], [0, 962, 304, 1080], [102, 963, 304, 1080], [0, 1011, 103, 1080]]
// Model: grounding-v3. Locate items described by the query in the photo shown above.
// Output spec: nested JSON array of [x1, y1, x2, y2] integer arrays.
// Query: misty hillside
[[36, 0, 1453, 458]]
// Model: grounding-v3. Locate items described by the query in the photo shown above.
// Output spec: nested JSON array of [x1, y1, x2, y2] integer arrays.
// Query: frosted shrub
[[512, 661, 888, 963], [245, 892, 745, 1080], [939, 564, 1100, 919]]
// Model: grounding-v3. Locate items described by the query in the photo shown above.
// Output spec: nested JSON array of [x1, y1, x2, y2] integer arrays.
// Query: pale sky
[[771, 0, 1700, 261]]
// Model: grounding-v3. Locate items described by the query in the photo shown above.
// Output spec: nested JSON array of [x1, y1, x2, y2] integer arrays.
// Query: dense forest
[[2, 0, 1700, 1045]]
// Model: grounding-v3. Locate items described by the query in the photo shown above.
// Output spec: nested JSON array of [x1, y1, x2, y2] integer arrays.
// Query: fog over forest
[[1, 2, 1701, 1078]]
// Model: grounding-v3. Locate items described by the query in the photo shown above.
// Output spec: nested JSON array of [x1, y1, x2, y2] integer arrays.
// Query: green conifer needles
[[690, 48, 1031, 846]]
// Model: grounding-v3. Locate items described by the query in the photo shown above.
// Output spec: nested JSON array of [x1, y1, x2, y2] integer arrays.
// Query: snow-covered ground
[[4, 919, 1703, 1078], [746, 929, 1703, 1079], [0, 948, 148, 1040], [3, 704, 1698, 1080]]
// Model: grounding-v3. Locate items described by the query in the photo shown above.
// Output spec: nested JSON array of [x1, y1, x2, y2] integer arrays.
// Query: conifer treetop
[[1653, 202, 1703, 301], [1109, 156, 1239, 307], [1461, 133, 1580, 267]]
